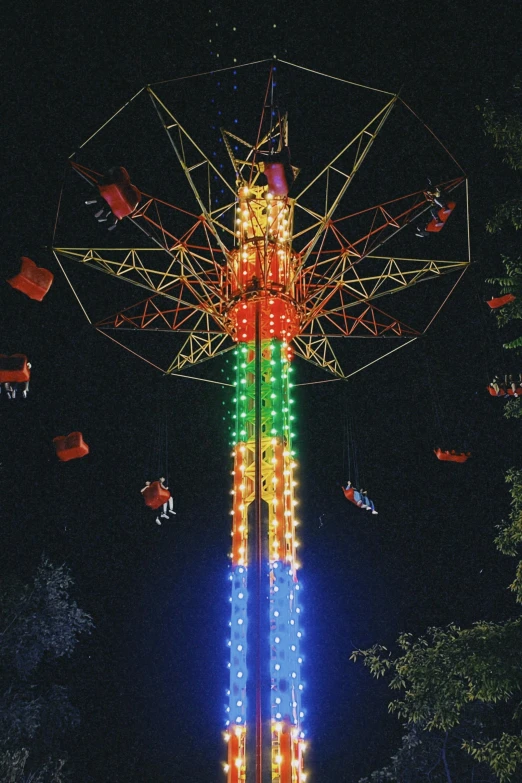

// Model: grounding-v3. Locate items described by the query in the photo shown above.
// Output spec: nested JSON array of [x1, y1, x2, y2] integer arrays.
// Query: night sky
[[2, 2, 522, 781]]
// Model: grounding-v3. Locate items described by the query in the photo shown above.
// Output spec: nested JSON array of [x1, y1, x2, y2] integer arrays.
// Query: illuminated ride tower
[[53, 62, 471, 783], [225, 169, 306, 782]]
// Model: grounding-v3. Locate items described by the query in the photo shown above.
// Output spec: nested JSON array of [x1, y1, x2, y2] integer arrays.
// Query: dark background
[[2, 1, 522, 781]]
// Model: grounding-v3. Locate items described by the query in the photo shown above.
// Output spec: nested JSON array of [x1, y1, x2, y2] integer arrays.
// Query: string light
[[226, 302, 304, 778]]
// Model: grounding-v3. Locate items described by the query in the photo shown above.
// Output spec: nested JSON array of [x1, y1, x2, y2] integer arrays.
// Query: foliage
[[465, 735, 522, 783], [503, 397, 522, 419], [485, 199, 522, 235], [478, 78, 522, 270], [351, 620, 522, 726], [484, 84, 522, 406], [477, 80, 522, 173], [358, 721, 496, 783], [480, 81, 522, 340], [0, 557, 93, 678], [495, 469, 522, 603], [351, 617, 522, 782], [482, 83, 522, 378], [0, 750, 68, 783], [0, 557, 93, 781]]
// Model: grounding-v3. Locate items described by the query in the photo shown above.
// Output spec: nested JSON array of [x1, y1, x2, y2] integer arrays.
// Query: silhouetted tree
[[0, 557, 93, 781]]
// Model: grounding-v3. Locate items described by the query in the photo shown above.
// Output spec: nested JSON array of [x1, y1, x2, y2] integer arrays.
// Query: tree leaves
[[353, 620, 522, 781], [0, 558, 92, 781], [353, 621, 522, 728], [465, 734, 522, 782], [0, 557, 93, 678], [477, 96, 522, 172]]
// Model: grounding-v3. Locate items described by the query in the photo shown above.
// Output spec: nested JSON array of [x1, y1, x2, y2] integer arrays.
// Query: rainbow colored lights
[[222, 167, 306, 781], [226, 334, 306, 782]]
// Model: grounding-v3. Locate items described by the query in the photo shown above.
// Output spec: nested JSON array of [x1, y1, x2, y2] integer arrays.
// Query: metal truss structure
[[54, 65, 469, 382]]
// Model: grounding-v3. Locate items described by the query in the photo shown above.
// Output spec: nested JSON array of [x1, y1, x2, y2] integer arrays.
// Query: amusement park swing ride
[[50, 60, 471, 783]]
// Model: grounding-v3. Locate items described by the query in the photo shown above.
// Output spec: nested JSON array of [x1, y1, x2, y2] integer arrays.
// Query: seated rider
[[360, 489, 378, 514], [416, 183, 449, 237], [141, 480, 175, 526], [424, 187, 447, 223], [159, 478, 176, 520], [490, 376, 501, 394]]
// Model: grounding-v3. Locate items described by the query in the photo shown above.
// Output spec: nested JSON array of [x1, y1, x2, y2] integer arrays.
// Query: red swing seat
[[53, 432, 90, 462], [425, 201, 456, 233], [487, 385, 522, 397], [142, 481, 171, 510], [7, 257, 54, 301], [342, 486, 363, 507], [434, 448, 470, 463], [98, 167, 141, 219], [0, 354, 30, 383], [487, 294, 516, 309]]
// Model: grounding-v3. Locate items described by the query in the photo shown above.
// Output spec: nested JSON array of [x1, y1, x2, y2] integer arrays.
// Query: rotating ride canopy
[[53, 60, 471, 783]]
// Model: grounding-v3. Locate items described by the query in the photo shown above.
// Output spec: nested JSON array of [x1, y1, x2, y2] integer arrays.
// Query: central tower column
[[225, 182, 307, 783]]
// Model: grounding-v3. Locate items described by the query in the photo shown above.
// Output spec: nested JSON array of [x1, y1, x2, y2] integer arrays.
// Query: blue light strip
[[227, 566, 248, 728], [270, 563, 304, 727]]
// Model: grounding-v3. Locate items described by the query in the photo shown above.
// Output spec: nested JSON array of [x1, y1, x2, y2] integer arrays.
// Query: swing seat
[[342, 487, 363, 506], [53, 432, 90, 462], [487, 385, 522, 397], [487, 385, 507, 397], [487, 294, 516, 309], [142, 480, 171, 510], [425, 201, 456, 233], [98, 167, 141, 219], [0, 354, 30, 383], [7, 257, 54, 301], [434, 448, 470, 463]]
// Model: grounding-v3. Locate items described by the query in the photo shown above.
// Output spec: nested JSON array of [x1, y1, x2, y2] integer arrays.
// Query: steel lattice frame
[[53, 61, 470, 783]]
